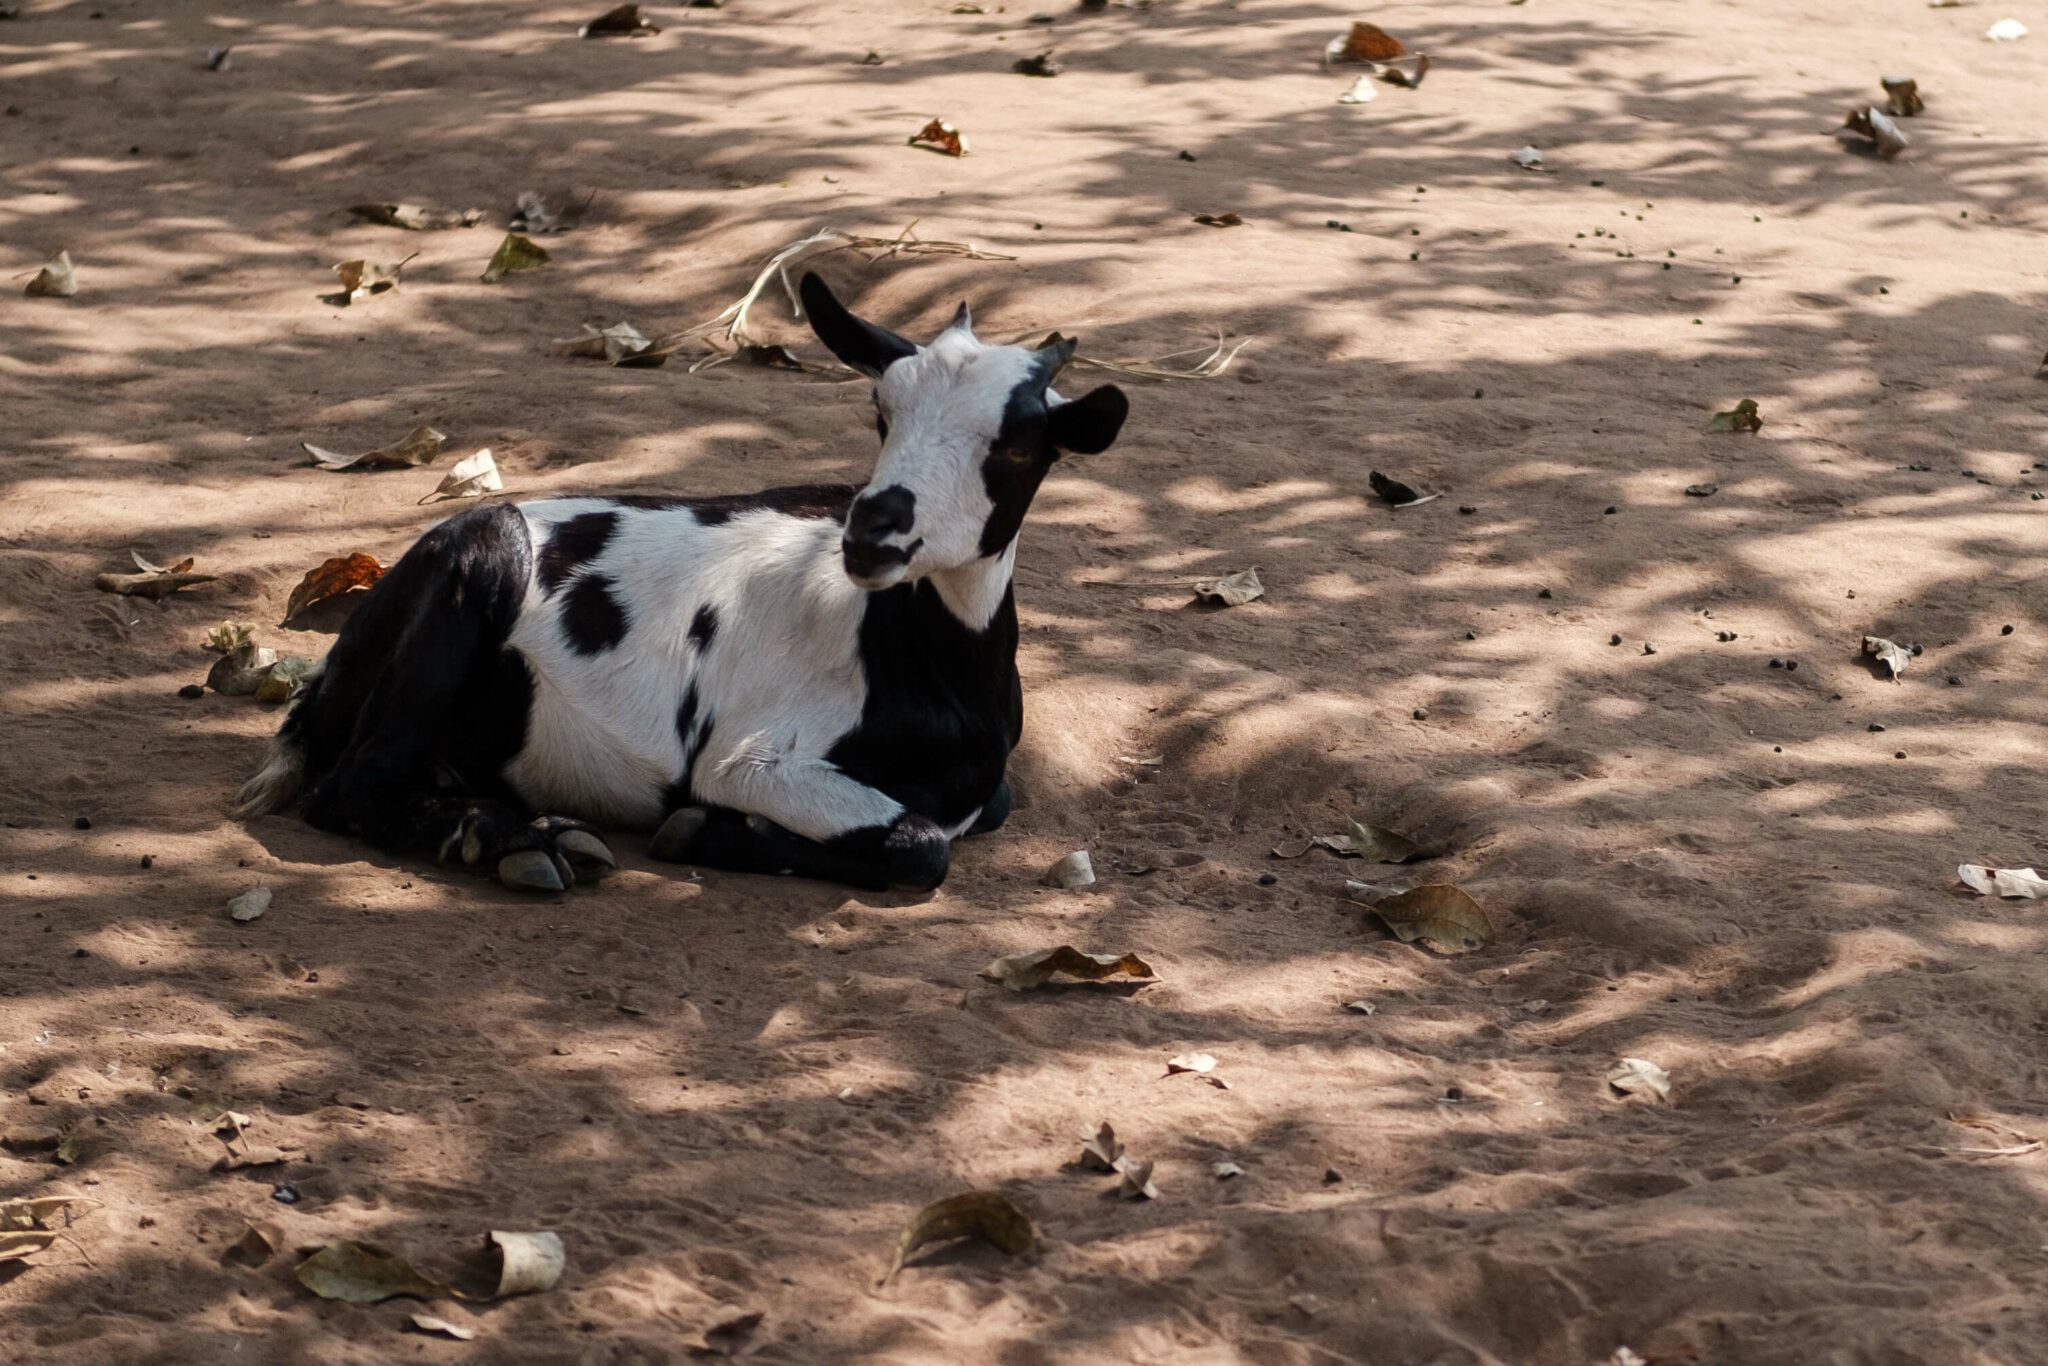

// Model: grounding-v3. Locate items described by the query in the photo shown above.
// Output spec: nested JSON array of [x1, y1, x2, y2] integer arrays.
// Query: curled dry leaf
[[881, 1190, 1033, 1284], [410, 1314, 477, 1341], [1041, 850, 1095, 888], [481, 233, 551, 282], [1078, 1122, 1124, 1172], [204, 620, 256, 654], [579, 3, 659, 37], [1336, 75, 1376, 104], [1322, 23, 1429, 85], [1706, 399, 1763, 433], [1369, 470, 1438, 507], [1193, 567, 1263, 606], [909, 119, 968, 157], [978, 945, 1154, 991], [1013, 51, 1062, 76], [286, 553, 385, 622], [686, 1306, 764, 1357], [1606, 1057, 1672, 1103], [510, 189, 592, 235], [321, 254, 415, 306], [1346, 820, 1448, 863], [230, 1220, 283, 1266], [1192, 212, 1244, 227], [552, 321, 658, 365], [1881, 75, 1924, 117], [208, 643, 277, 696], [0, 1196, 94, 1232], [488, 1230, 566, 1296], [304, 424, 446, 471], [1116, 1157, 1158, 1201], [1958, 864, 2048, 898], [1344, 999, 1377, 1015], [227, 887, 271, 922], [348, 202, 485, 231], [296, 1240, 450, 1303], [25, 248, 77, 297], [1843, 106, 1909, 158], [1212, 1161, 1244, 1179], [1165, 1052, 1216, 1076], [420, 450, 503, 505], [1685, 482, 1719, 497], [1863, 635, 1912, 679], [254, 654, 317, 704], [1347, 883, 1496, 953], [0, 1229, 64, 1265]]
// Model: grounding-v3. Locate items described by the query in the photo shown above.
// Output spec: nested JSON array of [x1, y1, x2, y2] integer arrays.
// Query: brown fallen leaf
[[1077, 1122, 1124, 1172], [978, 945, 1153, 991], [481, 233, 551, 283], [419, 450, 503, 505], [1348, 883, 1496, 953], [1881, 75, 1924, 117], [579, 3, 659, 37], [347, 203, 484, 231], [0, 1230, 64, 1265], [255, 655, 318, 704], [24, 248, 77, 297], [881, 1191, 1033, 1284], [1192, 213, 1243, 227], [1330, 20, 1404, 62], [229, 1220, 284, 1266], [1843, 105, 1909, 159], [1345, 820, 1449, 863], [96, 549, 218, 599], [1270, 837, 1317, 859], [909, 118, 968, 157], [685, 1306, 763, 1357], [285, 552, 384, 622], [303, 424, 446, 471], [1863, 635, 1913, 680], [509, 189, 592, 235], [1705, 399, 1762, 433], [52, 1136, 82, 1166], [296, 1240, 451, 1303], [551, 321, 657, 365], [410, 1313, 477, 1341], [320, 253, 415, 306], [0, 1196, 96, 1233], [1115, 1157, 1158, 1200], [1192, 567, 1263, 606], [1165, 1052, 1216, 1076]]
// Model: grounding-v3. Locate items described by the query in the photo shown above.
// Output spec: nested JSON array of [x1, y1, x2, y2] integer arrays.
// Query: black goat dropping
[[235, 273, 1129, 891]]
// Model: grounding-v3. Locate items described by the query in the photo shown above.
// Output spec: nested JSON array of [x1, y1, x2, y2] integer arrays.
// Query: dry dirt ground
[[6, 0, 2048, 1362]]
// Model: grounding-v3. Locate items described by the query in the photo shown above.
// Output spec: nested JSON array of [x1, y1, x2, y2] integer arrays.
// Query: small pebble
[[1910, 643, 1923, 655], [1413, 708, 1429, 721], [1773, 746, 1782, 753], [1894, 751, 1907, 760], [74, 947, 89, 958], [1785, 660, 1798, 672], [1642, 643, 1657, 655], [1257, 872, 1278, 886], [139, 854, 154, 869], [1464, 630, 1476, 640], [73, 816, 91, 830], [1472, 388, 1483, 399], [1323, 1167, 1344, 1185], [1445, 1086, 1463, 1101], [1604, 506, 1617, 515], [1610, 633, 1623, 646], [1538, 587, 1552, 599], [1178, 150, 1196, 162], [1868, 723, 1887, 733], [1458, 504, 1476, 514], [1769, 658, 1785, 669], [2032, 492, 2045, 501], [1948, 675, 1962, 686], [2002, 624, 2015, 635], [178, 684, 204, 700]]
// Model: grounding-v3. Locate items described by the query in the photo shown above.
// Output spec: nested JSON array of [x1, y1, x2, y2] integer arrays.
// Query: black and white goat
[[234, 273, 1129, 892]]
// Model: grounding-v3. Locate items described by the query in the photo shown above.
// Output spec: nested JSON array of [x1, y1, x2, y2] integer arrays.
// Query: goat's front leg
[[649, 756, 948, 891]]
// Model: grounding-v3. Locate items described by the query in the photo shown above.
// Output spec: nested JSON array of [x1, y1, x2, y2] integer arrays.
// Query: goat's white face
[[800, 273, 1129, 594]]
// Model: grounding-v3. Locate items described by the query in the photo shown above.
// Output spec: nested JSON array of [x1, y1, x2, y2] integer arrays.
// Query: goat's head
[[800, 271, 1128, 592]]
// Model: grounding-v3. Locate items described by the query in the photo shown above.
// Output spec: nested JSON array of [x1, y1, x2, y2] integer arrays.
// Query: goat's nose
[[846, 485, 916, 543]]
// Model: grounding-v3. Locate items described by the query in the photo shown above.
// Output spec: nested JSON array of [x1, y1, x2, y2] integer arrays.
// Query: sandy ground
[[6, 0, 2048, 1361]]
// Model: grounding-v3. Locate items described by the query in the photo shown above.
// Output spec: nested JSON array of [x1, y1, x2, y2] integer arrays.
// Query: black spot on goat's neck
[[976, 372, 1059, 556], [688, 605, 718, 651], [560, 574, 628, 655], [537, 511, 618, 595]]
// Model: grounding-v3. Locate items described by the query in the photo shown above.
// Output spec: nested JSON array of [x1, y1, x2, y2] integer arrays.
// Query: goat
[[234, 272, 1129, 892]]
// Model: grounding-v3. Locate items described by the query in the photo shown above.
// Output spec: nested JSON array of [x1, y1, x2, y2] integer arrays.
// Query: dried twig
[[1068, 333, 1253, 381]]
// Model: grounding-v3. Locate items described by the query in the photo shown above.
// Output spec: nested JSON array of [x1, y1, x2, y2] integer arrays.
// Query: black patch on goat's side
[[688, 605, 718, 651], [605, 483, 861, 526], [826, 578, 1021, 831], [561, 574, 628, 655], [537, 511, 618, 595]]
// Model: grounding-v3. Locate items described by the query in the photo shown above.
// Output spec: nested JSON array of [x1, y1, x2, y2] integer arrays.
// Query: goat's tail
[[231, 730, 306, 819]]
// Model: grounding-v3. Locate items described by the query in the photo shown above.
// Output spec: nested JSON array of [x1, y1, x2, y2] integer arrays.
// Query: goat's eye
[[995, 444, 1033, 465]]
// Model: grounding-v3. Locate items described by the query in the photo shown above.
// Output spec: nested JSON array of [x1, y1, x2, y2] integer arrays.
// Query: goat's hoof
[[555, 829, 617, 880], [499, 849, 566, 892], [648, 807, 709, 863]]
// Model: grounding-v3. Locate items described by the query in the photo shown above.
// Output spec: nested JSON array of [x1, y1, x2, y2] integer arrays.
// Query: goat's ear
[[1047, 384, 1128, 456], [800, 272, 918, 377]]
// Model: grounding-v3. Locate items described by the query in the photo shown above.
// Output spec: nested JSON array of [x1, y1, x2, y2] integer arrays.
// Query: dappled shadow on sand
[[7, 0, 2048, 1362]]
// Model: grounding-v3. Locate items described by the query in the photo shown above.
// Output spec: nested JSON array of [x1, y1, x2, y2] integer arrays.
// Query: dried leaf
[[1706, 399, 1762, 433], [909, 118, 968, 157], [1078, 1122, 1124, 1172], [0, 1230, 62, 1264], [52, 1137, 82, 1166], [882, 1191, 1033, 1284], [321, 254, 414, 306], [1191, 212, 1243, 227], [1343, 999, 1377, 1015], [1510, 145, 1544, 169], [1331, 21, 1405, 62], [1354, 884, 1495, 953], [25, 248, 77, 297], [1336, 75, 1376, 104], [420, 450, 503, 505], [481, 233, 551, 283], [296, 1240, 451, 1303], [204, 621, 256, 654], [1369, 471, 1439, 507], [347, 202, 484, 231], [1212, 1161, 1244, 1179], [1863, 635, 1912, 679], [1346, 820, 1448, 863], [1685, 482, 1720, 497], [1270, 838, 1316, 859], [1986, 18, 2027, 41], [227, 887, 271, 922], [411, 1314, 477, 1341], [685, 1306, 763, 1356], [1881, 75, 1924, 117], [1165, 1052, 1216, 1076], [304, 424, 446, 471], [579, 3, 659, 37], [509, 189, 591, 235], [0, 1196, 93, 1232], [1843, 105, 1910, 158], [254, 654, 317, 704], [230, 1220, 283, 1265], [977, 945, 1153, 991], [1115, 1157, 1158, 1200], [208, 644, 278, 696], [213, 1144, 290, 1171], [488, 1230, 566, 1296], [1040, 851, 1096, 888], [1192, 567, 1263, 606], [552, 321, 655, 364], [1013, 51, 1062, 76], [1958, 864, 2048, 898], [285, 553, 385, 621], [1606, 1057, 1671, 1102]]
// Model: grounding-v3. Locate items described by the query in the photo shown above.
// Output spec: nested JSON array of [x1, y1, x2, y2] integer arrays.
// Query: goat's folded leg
[[649, 805, 948, 891], [307, 779, 616, 893]]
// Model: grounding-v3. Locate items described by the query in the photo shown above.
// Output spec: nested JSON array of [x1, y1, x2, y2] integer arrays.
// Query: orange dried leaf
[[909, 119, 968, 157], [1337, 21, 1404, 62], [286, 553, 384, 621]]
